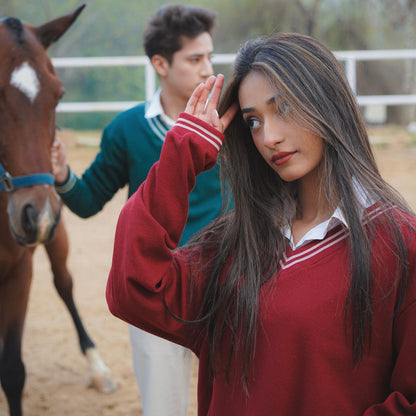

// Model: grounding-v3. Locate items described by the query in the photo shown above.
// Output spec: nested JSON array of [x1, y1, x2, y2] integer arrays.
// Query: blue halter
[[0, 162, 55, 192]]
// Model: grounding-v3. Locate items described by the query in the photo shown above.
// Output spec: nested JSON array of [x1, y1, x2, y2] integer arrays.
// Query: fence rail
[[53, 50, 416, 114]]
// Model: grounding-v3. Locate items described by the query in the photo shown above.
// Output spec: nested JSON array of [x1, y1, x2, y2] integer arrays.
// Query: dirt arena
[[0, 126, 415, 415]]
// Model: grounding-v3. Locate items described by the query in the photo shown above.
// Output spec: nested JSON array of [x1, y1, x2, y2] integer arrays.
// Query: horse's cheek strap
[[0, 162, 55, 192]]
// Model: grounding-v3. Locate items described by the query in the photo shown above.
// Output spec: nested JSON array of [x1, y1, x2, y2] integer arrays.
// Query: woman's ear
[[151, 55, 170, 78]]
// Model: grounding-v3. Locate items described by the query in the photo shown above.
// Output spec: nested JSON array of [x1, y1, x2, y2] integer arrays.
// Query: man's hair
[[143, 4, 217, 63]]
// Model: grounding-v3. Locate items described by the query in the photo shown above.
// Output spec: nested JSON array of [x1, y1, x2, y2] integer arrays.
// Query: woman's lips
[[271, 151, 296, 165]]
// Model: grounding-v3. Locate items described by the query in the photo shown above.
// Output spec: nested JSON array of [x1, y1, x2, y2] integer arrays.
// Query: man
[[52, 5, 222, 415]]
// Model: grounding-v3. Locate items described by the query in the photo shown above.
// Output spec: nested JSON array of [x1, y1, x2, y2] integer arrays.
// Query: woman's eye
[[245, 118, 260, 130]]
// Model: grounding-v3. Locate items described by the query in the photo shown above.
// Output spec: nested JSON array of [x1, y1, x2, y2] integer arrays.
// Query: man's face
[[165, 32, 214, 101]]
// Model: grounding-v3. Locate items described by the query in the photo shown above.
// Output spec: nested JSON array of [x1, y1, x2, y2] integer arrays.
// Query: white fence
[[53, 50, 416, 114]]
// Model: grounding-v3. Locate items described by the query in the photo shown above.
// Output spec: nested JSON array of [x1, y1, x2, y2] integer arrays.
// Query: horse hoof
[[89, 375, 117, 393]]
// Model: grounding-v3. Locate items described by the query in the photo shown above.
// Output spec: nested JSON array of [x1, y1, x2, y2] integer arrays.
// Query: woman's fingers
[[194, 76, 216, 115], [184, 74, 238, 133], [185, 76, 216, 116], [205, 74, 224, 115], [219, 103, 239, 132], [185, 83, 205, 115]]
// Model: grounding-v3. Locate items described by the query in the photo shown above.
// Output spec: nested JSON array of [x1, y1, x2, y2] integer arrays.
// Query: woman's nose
[[263, 121, 284, 148]]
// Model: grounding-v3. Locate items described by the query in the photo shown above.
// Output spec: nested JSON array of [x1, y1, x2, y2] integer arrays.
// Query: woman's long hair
[[184, 32, 413, 390]]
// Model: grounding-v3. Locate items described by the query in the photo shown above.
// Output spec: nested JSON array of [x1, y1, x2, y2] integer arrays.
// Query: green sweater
[[56, 103, 225, 245]]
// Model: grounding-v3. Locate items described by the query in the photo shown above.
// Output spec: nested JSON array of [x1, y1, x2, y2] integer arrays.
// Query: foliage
[[1, 0, 416, 128]]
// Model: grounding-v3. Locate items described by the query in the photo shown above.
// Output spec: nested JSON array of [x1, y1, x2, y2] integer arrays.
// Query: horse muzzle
[[7, 185, 62, 246]]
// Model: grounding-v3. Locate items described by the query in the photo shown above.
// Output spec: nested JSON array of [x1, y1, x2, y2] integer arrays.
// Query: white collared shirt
[[284, 180, 375, 250], [145, 88, 175, 134]]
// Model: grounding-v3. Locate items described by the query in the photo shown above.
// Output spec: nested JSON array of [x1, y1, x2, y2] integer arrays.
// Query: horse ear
[[35, 4, 86, 49]]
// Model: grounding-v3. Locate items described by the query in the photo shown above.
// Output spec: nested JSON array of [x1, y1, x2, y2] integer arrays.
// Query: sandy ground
[[0, 126, 416, 415]]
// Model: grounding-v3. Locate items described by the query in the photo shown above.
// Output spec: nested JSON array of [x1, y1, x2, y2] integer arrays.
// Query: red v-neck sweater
[[107, 113, 416, 415]]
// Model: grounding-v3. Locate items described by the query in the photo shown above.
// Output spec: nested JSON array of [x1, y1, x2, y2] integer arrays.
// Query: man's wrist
[[54, 164, 70, 185], [55, 166, 77, 195], [54, 166, 77, 195]]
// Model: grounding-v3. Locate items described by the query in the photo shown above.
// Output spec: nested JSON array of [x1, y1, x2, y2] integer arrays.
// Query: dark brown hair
[[143, 4, 217, 63]]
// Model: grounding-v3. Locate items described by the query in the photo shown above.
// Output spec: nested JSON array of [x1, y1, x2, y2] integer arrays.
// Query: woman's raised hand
[[185, 74, 237, 134]]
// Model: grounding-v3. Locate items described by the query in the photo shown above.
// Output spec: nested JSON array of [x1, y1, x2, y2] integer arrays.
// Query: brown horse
[[0, 6, 115, 416]]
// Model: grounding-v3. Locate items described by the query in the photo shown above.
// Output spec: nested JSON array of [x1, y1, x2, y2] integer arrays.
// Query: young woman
[[106, 33, 416, 415]]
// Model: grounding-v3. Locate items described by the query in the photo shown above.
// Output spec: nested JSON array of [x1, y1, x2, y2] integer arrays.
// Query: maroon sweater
[[106, 113, 416, 415]]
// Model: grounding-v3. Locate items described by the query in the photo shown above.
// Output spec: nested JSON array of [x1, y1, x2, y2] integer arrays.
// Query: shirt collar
[[284, 179, 375, 250], [145, 88, 175, 128]]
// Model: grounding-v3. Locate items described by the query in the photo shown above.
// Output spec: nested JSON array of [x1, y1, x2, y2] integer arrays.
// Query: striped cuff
[[175, 114, 223, 151], [55, 168, 77, 194]]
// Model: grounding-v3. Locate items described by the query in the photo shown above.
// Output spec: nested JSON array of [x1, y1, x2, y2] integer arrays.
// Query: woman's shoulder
[[366, 202, 415, 224], [366, 203, 416, 247]]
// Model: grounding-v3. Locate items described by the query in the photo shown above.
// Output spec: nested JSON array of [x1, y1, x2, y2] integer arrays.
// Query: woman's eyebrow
[[241, 95, 277, 114], [241, 107, 255, 114], [266, 96, 277, 105]]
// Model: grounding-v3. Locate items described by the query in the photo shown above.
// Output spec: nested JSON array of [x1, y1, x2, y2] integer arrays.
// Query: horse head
[[0, 5, 85, 246]]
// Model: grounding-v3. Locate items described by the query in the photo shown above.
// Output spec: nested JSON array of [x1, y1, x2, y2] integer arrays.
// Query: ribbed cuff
[[55, 168, 77, 194]]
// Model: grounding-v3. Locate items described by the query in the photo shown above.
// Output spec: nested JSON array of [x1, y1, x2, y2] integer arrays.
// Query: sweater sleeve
[[106, 113, 224, 351], [55, 122, 129, 218], [363, 228, 416, 415]]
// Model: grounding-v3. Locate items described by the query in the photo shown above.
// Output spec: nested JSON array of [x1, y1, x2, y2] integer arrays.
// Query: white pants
[[128, 324, 192, 416]]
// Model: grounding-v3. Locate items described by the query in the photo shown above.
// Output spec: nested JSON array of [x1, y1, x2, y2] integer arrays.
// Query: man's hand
[[51, 135, 69, 183], [185, 74, 237, 133]]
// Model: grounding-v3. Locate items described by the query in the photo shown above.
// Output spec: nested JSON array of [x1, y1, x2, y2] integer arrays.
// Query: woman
[[106, 33, 416, 415]]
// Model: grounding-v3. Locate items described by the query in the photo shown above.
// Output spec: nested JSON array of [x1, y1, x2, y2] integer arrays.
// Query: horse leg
[[0, 252, 32, 416], [43, 219, 116, 393], [0, 326, 25, 416], [44, 220, 94, 354]]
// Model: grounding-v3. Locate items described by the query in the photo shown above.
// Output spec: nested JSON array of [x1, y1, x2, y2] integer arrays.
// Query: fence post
[[345, 57, 357, 94], [145, 58, 156, 102]]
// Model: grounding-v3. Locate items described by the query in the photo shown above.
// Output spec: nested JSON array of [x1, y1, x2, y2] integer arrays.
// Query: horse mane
[[5, 17, 24, 44]]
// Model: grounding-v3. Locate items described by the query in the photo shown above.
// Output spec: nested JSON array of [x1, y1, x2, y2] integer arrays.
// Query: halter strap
[[0, 162, 54, 192]]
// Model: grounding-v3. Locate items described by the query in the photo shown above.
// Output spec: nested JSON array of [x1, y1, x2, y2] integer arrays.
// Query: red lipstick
[[271, 151, 295, 165]]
